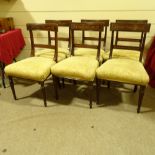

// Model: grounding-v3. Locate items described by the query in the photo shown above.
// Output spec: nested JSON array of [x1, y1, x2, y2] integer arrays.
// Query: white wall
[[0, 0, 154, 59]]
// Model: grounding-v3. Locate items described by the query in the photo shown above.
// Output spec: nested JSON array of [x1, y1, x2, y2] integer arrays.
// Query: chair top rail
[[71, 22, 103, 31], [110, 23, 151, 32], [45, 20, 72, 27], [116, 19, 148, 23], [26, 23, 58, 31], [81, 19, 109, 26]]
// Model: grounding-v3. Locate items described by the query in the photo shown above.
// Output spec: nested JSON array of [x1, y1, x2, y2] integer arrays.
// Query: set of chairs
[[4, 19, 151, 113]]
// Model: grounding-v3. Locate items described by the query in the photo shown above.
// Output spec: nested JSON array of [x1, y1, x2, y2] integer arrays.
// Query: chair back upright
[[81, 19, 109, 51], [70, 22, 103, 61], [110, 22, 151, 62], [45, 20, 72, 51], [26, 23, 58, 62]]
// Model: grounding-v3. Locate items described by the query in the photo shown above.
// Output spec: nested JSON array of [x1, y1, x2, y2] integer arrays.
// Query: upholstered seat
[[102, 49, 140, 61], [5, 57, 56, 81], [74, 48, 104, 62], [51, 56, 99, 81], [35, 49, 66, 62], [96, 59, 149, 85]]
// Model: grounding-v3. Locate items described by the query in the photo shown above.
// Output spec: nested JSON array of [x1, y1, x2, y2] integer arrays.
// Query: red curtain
[[145, 36, 155, 87]]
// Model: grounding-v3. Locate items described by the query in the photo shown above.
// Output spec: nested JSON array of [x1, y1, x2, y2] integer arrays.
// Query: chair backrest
[[81, 19, 109, 50], [70, 22, 103, 61], [115, 20, 148, 50], [26, 23, 58, 62], [45, 20, 72, 50], [109, 22, 151, 62]]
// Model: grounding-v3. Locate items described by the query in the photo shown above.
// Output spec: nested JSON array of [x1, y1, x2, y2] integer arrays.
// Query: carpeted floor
[[0, 78, 155, 155]]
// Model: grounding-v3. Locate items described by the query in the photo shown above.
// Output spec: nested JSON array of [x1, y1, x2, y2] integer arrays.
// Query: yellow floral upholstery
[[51, 56, 99, 81], [35, 48, 68, 61], [102, 49, 141, 61], [74, 48, 105, 62], [5, 57, 56, 81], [96, 59, 149, 85]]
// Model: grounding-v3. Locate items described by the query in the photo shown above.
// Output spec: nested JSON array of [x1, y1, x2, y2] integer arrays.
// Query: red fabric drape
[[145, 36, 155, 87], [0, 29, 25, 64]]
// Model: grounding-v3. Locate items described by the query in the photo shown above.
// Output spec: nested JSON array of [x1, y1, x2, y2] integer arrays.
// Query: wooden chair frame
[[96, 22, 151, 113], [113, 20, 148, 92], [8, 23, 58, 107], [45, 20, 72, 87], [53, 22, 103, 108]]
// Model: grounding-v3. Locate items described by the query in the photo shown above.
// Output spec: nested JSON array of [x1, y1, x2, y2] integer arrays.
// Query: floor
[[0, 78, 155, 155]]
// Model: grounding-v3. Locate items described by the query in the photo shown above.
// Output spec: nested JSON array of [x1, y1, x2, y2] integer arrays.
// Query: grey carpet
[[0, 78, 155, 155]]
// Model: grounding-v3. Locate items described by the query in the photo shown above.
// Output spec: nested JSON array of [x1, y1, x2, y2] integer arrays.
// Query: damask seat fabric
[[5, 57, 55, 81], [74, 48, 104, 62], [51, 56, 99, 81], [102, 49, 141, 61], [35, 48, 67, 62], [96, 58, 149, 85]]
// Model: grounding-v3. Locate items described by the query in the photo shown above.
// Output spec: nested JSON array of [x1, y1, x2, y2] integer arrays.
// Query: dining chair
[[45, 20, 72, 86], [73, 19, 109, 63], [51, 22, 103, 108], [4, 23, 58, 107], [96, 22, 151, 113], [102, 20, 148, 61], [104, 20, 148, 91]]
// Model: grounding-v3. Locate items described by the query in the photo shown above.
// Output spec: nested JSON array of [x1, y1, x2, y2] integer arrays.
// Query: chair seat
[[102, 49, 141, 61], [74, 48, 105, 62], [35, 48, 68, 61], [5, 57, 56, 81], [96, 58, 149, 85], [51, 56, 99, 81]]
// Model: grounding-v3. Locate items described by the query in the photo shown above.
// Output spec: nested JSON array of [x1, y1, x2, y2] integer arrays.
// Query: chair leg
[[1, 62, 6, 88], [40, 82, 47, 107], [133, 85, 137, 92], [137, 85, 146, 113], [62, 78, 65, 88], [53, 75, 59, 100], [13, 58, 16, 62], [96, 78, 101, 105], [8, 76, 17, 100], [57, 78, 61, 88], [107, 81, 111, 88], [73, 80, 77, 85], [88, 81, 93, 109], [102, 80, 105, 85]]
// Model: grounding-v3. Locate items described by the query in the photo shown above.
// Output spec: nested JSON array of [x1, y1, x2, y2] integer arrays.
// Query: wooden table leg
[[0, 62, 6, 88]]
